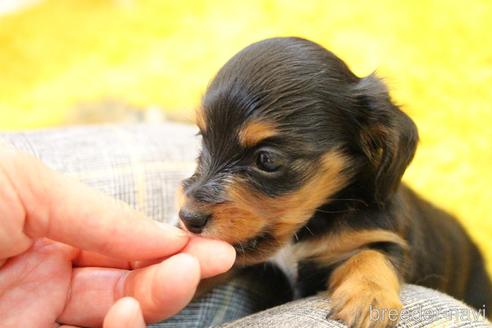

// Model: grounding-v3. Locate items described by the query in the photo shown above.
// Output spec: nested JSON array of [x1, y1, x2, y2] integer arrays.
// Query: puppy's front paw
[[326, 250, 403, 328], [328, 281, 402, 328]]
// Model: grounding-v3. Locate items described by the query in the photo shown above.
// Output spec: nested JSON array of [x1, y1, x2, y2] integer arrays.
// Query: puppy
[[178, 37, 492, 327]]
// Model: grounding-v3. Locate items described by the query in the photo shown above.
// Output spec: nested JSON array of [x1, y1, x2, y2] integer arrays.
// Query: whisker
[[234, 242, 246, 254], [325, 197, 369, 207], [304, 226, 315, 236], [314, 208, 354, 214]]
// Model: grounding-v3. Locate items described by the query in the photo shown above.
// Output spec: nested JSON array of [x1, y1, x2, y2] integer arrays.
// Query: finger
[[0, 155, 33, 260], [73, 237, 236, 276], [183, 237, 236, 278], [124, 253, 201, 322], [58, 253, 200, 326], [103, 297, 145, 328], [0, 150, 189, 260]]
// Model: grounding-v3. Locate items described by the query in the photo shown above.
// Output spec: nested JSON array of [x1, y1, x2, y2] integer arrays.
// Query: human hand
[[0, 148, 235, 327], [102, 297, 146, 328]]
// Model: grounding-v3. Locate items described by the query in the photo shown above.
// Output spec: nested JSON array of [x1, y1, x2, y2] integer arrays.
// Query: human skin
[[0, 147, 236, 327]]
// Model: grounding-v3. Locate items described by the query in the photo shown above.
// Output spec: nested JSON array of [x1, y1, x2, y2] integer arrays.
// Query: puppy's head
[[179, 37, 418, 265]]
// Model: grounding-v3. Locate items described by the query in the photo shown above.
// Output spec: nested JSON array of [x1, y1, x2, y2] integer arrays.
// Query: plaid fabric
[[221, 285, 492, 328], [1, 123, 490, 327], [1, 123, 199, 224], [152, 265, 293, 328]]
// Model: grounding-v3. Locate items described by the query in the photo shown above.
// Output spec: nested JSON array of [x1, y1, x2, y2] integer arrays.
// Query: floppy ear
[[352, 74, 419, 205]]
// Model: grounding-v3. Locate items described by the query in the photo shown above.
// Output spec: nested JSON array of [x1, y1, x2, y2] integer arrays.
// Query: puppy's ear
[[352, 74, 418, 205]]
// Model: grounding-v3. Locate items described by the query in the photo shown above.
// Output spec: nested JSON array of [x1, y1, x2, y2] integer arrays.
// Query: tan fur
[[328, 249, 402, 328], [207, 150, 350, 264], [294, 229, 408, 266], [175, 184, 186, 209], [238, 120, 278, 147], [195, 107, 207, 131], [203, 202, 268, 245], [359, 124, 394, 165]]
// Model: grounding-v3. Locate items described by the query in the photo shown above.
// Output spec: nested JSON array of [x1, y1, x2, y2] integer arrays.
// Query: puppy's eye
[[256, 151, 282, 172]]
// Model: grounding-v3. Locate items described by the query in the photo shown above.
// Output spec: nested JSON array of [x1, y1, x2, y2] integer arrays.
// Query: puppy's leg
[[327, 250, 402, 328]]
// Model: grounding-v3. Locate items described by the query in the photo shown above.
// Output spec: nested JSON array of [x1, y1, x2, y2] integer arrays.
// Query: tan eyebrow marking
[[238, 121, 278, 147]]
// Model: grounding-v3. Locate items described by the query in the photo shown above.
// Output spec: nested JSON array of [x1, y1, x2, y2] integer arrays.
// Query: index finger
[[0, 148, 189, 260]]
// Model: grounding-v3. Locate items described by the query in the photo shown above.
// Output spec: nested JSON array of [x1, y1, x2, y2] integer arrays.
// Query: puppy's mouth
[[232, 231, 275, 256], [178, 217, 278, 264], [178, 218, 272, 253]]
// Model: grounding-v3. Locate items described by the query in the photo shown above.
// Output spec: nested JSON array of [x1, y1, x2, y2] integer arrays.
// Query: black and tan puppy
[[178, 37, 492, 327]]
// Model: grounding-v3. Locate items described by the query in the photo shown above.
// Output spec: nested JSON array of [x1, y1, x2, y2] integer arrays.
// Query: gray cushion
[[1, 123, 490, 327], [221, 285, 491, 327]]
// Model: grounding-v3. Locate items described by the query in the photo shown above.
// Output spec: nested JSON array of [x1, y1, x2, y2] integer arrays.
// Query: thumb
[[103, 297, 146, 328]]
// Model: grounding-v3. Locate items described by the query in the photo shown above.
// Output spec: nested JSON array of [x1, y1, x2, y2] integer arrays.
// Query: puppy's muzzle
[[179, 208, 211, 234]]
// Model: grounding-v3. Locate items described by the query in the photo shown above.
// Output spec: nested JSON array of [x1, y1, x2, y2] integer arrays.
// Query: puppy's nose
[[179, 209, 210, 234]]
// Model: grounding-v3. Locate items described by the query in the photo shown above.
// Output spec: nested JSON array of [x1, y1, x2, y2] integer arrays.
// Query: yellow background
[[1, 1, 491, 272]]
